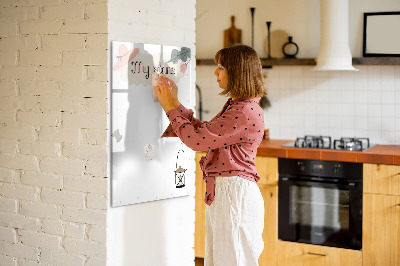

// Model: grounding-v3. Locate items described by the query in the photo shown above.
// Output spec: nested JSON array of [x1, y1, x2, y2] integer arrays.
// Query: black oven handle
[[280, 177, 357, 189]]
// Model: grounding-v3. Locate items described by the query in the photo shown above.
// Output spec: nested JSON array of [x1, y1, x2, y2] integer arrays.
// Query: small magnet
[[112, 129, 122, 142], [144, 144, 155, 161]]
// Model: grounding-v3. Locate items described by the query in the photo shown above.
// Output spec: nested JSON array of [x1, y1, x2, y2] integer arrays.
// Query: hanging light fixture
[[314, 0, 358, 71]]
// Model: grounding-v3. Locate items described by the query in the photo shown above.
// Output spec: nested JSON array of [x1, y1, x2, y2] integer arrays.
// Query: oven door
[[278, 176, 362, 250]]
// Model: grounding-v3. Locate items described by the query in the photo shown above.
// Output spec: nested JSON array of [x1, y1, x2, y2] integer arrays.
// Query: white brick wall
[[0, 0, 108, 265]]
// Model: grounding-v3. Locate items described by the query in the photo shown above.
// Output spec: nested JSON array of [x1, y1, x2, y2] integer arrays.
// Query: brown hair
[[214, 44, 266, 99]]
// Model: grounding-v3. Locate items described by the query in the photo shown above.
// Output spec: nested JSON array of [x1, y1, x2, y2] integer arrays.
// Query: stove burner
[[295, 135, 332, 149], [333, 137, 370, 151], [287, 136, 372, 151]]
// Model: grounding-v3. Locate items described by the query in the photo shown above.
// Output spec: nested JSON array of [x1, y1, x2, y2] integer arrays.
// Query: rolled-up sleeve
[[166, 106, 249, 152]]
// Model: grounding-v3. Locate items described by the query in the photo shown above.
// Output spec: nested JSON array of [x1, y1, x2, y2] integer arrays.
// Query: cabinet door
[[195, 152, 207, 258], [364, 164, 400, 196], [277, 241, 362, 266], [259, 185, 278, 266], [255, 156, 278, 186], [363, 193, 400, 266]]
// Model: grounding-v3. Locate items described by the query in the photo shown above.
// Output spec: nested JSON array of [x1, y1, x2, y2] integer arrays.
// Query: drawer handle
[[307, 252, 328, 257]]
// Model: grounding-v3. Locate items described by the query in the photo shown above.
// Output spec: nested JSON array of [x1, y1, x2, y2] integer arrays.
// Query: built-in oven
[[278, 158, 363, 250]]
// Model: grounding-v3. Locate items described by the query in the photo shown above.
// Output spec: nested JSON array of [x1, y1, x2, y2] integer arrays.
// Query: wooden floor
[[195, 257, 204, 266]]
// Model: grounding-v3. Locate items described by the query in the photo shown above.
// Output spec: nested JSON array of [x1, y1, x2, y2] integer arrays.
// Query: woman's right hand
[[160, 75, 180, 109]]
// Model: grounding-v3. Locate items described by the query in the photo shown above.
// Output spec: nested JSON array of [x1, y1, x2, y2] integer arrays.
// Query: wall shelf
[[196, 57, 400, 67]]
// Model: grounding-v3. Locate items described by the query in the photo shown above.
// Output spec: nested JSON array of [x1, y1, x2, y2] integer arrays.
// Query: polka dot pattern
[[162, 97, 265, 205]]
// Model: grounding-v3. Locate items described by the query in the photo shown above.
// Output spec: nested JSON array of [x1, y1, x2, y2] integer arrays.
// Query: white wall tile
[[303, 67, 316, 78], [341, 104, 355, 116], [342, 128, 355, 137], [355, 104, 368, 117], [197, 65, 400, 144], [316, 89, 329, 103], [316, 115, 330, 128], [396, 105, 400, 118], [382, 78, 395, 91], [368, 117, 381, 131], [278, 67, 292, 78], [291, 77, 304, 90], [291, 67, 304, 78], [279, 77, 291, 89], [382, 90, 395, 104], [382, 117, 396, 131], [367, 104, 382, 118], [395, 66, 400, 78], [341, 89, 354, 104], [329, 116, 341, 130], [368, 130, 382, 144], [381, 66, 395, 77], [354, 72, 367, 91], [395, 118, 400, 131], [367, 91, 381, 104], [355, 116, 368, 130], [316, 75, 329, 87], [342, 117, 355, 129], [304, 102, 316, 115], [354, 89, 368, 104], [355, 128, 368, 138], [396, 87, 400, 104], [382, 105, 395, 118], [328, 74, 341, 89], [382, 131, 396, 144], [316, 103, 329, 115], [328, 88, 341, 103], [367, 77, 381, 91]]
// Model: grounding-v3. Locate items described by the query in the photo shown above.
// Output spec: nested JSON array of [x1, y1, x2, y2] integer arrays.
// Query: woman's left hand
[[153, 79, 175, 113]]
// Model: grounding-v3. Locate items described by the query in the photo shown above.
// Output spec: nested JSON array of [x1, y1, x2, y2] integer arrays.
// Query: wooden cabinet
[[195, 159, 400, 265], [256, 156, 278, 266], [364, 163, 400, 196], [363, 163, 400, 266], [255, 156, 278, 186], [276, 241, 362, 266], [259, 184, 278, 266], [194, 152, 207, 258], [363, 193, 400, 266]]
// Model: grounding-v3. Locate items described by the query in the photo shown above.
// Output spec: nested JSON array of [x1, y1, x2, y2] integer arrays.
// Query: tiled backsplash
[[196, 65, 400, 145]]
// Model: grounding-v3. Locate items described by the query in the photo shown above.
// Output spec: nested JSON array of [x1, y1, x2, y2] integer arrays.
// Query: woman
[[154, 44, 266, 266]]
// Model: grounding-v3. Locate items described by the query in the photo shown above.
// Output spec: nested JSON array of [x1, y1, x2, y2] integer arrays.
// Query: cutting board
[[224, 16, 242, 48]]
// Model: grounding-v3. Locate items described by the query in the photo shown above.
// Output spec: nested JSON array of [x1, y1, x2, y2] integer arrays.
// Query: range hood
[[314, 0, 358, 71]]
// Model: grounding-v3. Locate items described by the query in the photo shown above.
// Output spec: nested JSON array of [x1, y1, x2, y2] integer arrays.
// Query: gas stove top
[[283, 135, 373, 151]]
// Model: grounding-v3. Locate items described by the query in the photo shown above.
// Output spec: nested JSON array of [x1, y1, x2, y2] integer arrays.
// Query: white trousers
[[205, 176, 264, 266]]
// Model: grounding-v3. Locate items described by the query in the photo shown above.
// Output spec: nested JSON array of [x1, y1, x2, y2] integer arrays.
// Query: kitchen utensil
[[266, 21, 272, 58], [224, 16, 242, 48], [250, 8, 255, 48]]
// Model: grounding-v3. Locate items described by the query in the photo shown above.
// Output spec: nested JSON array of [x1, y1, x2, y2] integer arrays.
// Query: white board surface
[[111, 41, 193, 207]]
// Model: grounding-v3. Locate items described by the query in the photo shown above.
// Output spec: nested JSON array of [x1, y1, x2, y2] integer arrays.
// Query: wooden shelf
[[196, 57, 400, 67], [352, 57, 400, 65]]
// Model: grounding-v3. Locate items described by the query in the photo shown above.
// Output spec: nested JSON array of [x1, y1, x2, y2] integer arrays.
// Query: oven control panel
[[280, 158, 362, 180]]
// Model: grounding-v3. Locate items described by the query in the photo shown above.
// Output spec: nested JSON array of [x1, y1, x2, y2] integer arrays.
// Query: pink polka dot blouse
[[162, 97, 265, 205]]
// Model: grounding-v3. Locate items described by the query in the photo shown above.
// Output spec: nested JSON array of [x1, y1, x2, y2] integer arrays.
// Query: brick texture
[[0, 0, 197, 264], [0, 1, 108, 264]]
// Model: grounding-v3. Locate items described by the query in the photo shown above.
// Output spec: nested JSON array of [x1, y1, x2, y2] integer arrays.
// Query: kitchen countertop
[[257, 139, 400, 165]]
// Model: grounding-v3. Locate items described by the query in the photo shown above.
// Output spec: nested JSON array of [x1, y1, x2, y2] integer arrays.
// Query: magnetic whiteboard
[[111, 41, 193, 207]]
